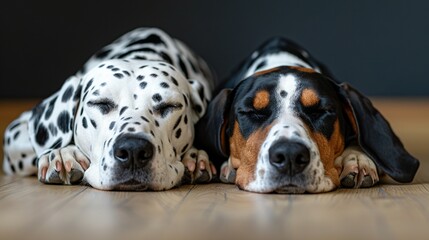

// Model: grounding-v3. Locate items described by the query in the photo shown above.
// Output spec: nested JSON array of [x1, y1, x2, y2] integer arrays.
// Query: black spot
[[50, 138, 63, 149], [280, 90, 288, 98], [155, 120, 159, 127], [7, 122, 20, 131], [183, 94, 189, 106], [114, 73, 124, 79], [128, 127, 135, 132], [171, 77, 178, 86], [174, 167, 178, 174], [57, 111, 71, 133], [123, 71, 130, 76], [103, 165, 107, 171], [133, 56, 147, 60], [109, 121, 116, 130], [194, 105, 202, 114], [125, 34, 167, 48], [10, 164, 15, 173], [21, 153, 26, 158], [133, 94, 137, 100], [92, 90, 100, 96], [82, 117, 88, 128], [18, 161, 23, 170], [94, 48, 111, 59], [177, 55, 189, 79], [139, 65, 148, 69], [184, 115, 188, 124], [150, 73, 158, 78], [152, 67, 159, 70], [115, 47, 158, 59], [284, 125, 289, 128], [188, 59, 198, 73], [107, 65, 114, 69], [173, 147, 177, 156], [159, 52, 173, 65], [73, 85, 82, 102], [35, 124, 49, 146], [161, 71, 169, 77], [13, 131, 20, 140], [152, 94, 162, 102], [48, 123, 58, 136], [137, 75, 144, 81], [181, 144, 189, 153], [149, 109, 153, 115], [111, 68, 119, 72], [99, 64, 105, 68], [141, 116, 149, 122], [44, 97, 57, 120], [273, 130, 279, 136], [84, 78, 94, 93], [120, 106, 128, 115], [160, 82, 169, 88], [90, 119, 97, 129], [120, 123, 129, 132], [150, 130, 155, 137], [140, 82, 147, 89], [158, 145, 161, 154], [62, 86, 74, 102], [175, 128, 182, 139], [173, 116, 182, 129], [134, 121, 141, 125], [32, 157, 37, 166]]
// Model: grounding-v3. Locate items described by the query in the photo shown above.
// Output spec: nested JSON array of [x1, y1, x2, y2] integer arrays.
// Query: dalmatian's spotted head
[[70, 59, 205, 190]]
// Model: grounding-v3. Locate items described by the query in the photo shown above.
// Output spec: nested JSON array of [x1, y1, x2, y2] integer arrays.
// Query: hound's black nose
[[113, 134, 154, 168], [268, 138, 310, 176]]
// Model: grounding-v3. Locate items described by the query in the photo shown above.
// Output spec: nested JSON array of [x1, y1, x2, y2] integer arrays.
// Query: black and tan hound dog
[[196, 37, 419, 193]]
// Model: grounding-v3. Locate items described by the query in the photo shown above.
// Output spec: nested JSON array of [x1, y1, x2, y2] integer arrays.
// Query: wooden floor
[[1, 99, 429, 240]]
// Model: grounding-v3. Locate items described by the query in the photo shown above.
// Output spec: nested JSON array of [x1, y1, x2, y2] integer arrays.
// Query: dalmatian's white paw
[[38, 145, 90, 185], [181, 147, 216, 184], [335, 146, 379, 188], [219, 158, 236, 184]]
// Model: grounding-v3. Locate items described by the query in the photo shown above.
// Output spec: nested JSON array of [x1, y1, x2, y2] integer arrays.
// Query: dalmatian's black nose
[[113, 134, 155, 167], [268, 138, 310, 176]]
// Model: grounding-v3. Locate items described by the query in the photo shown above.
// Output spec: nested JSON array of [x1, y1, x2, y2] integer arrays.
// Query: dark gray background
[[1, 0, 428, 98]]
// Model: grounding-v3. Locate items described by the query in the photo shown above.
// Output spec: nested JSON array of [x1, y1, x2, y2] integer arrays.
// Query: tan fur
[[289, 66, 317, 73], [301, 88, 320, 107], [253, 90, 270, 110], [230, 121, 274, 189], [309, 119, 344, 187]]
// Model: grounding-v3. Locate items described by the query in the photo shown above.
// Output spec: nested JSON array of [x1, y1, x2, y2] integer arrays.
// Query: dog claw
[[340, 172, 357, 188]]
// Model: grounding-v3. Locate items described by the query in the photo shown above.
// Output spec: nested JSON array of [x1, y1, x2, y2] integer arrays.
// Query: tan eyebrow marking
[[253, 90, 270, 110]]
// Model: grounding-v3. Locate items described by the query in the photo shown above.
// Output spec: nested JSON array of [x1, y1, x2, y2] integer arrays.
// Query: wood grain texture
[[0, 99, 428, 240]]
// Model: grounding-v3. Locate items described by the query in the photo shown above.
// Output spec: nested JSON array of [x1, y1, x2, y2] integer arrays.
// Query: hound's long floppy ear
[[338, 83, 419, 183], [28, 75, 82, 156], [194, 89, 232, 166]]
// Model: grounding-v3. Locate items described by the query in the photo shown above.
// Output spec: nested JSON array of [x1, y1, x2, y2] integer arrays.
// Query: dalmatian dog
[[3, 27, 217, 190], [195, 37, 419, 193]]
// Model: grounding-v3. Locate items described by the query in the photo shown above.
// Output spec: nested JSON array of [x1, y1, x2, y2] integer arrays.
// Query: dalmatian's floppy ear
[[188, 80, 210, 123], [28, 75, 82, 156], [338, 83, 420, 183], [194, 89, 232, 165]]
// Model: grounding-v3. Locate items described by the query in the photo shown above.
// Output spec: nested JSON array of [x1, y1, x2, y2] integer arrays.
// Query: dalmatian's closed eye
[[3, 28, 216, 191]]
